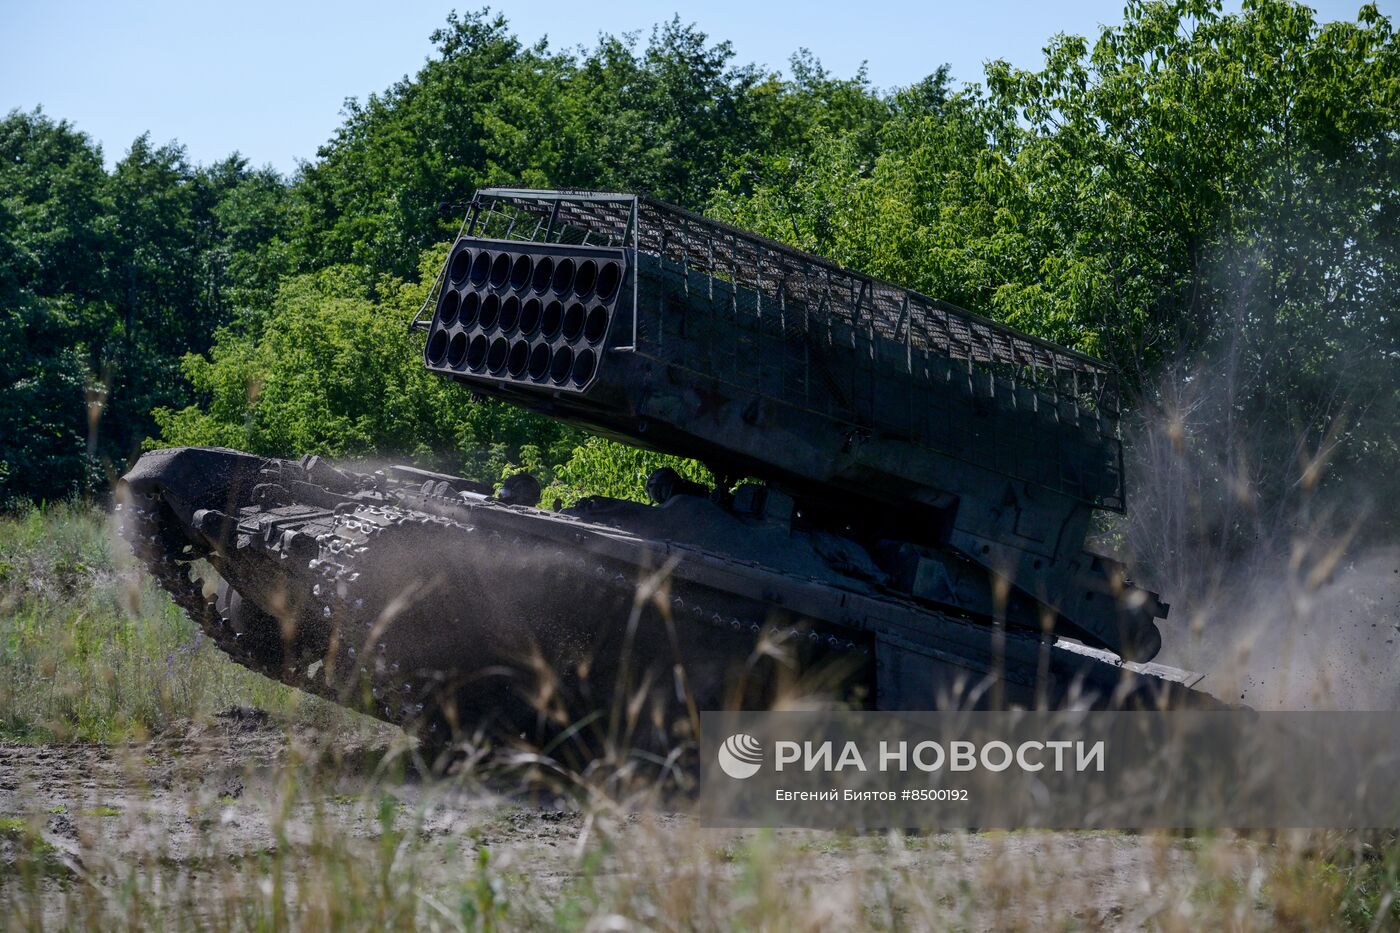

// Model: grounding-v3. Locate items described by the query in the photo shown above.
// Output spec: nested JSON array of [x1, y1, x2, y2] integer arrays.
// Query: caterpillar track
[[118, 447, 881, 751], [119, 446, 1217, 757]]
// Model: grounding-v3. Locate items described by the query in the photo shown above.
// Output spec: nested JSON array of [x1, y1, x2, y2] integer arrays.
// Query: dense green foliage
[[713, 0, 1400, 548], [152, 249, 580, 484], [290, 14, 798, 278], [0, 117, 289, 503], [3, 1, 1396, 523]]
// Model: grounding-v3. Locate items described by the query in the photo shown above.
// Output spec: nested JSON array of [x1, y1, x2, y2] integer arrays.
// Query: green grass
[[0, 503, 345, 742]]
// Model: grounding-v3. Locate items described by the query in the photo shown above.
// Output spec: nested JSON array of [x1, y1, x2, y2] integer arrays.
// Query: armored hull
[[121, 189, 1223, 753], [120, 446, 1215, 755]]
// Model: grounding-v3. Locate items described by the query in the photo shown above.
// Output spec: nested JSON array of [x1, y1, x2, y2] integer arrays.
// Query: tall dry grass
[[1, 504, 1398, 930]]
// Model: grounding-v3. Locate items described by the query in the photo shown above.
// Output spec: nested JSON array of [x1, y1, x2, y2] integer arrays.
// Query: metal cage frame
[[414, 188, 1125, 510]]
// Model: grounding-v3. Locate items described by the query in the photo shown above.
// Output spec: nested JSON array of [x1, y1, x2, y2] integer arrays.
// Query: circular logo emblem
[[717, 733, 763, 779]]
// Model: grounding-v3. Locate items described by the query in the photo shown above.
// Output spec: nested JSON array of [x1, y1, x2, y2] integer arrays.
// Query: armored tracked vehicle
[[120, 189, 1216, 755]]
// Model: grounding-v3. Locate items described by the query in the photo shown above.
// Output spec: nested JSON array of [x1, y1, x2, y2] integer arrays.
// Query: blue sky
[[2, 0, 1390, 174]]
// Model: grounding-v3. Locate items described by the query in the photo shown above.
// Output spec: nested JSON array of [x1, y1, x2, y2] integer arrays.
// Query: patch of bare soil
[[0, 711, 1279, 930]]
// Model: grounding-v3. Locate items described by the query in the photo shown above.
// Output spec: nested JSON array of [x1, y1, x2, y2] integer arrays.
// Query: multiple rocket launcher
[[415, 190, 1164, 663], [117, 189, 1199, 753]]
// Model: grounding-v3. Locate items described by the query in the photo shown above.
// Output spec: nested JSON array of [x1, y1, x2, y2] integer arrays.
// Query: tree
[[0, 110, 293, 501], [0, 111, 110, 500], [716, 0, 1399, 545], [286, 12, 799, 279], [0, 198, 94, 503], [11, 3, 1395, 528], [152, 249, 580, 484]]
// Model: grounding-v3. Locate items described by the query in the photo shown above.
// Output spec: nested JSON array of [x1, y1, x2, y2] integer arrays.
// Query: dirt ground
[[0, 709, 1291, 931]]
